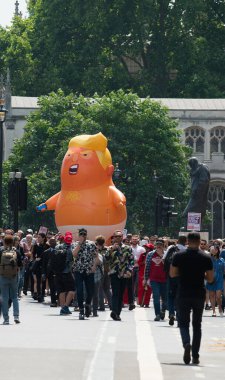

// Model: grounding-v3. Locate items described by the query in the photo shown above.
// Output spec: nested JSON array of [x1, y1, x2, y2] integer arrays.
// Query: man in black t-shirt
[[170, 232, 213, 365]]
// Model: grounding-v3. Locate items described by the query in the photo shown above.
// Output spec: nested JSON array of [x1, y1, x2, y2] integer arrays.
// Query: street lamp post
[[153, 170, 159, 235], [0, 93, 7, 227]]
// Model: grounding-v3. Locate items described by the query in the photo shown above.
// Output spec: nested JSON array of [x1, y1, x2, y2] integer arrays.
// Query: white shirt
[[132, 245, 146, 262]]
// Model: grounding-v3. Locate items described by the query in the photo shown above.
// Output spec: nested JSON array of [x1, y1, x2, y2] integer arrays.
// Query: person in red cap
[[53, 231, 75, 315], [137, 244, 154, 307]]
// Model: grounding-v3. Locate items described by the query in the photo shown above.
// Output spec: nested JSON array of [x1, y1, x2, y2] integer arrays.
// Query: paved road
[[0, 295, 224, 380]]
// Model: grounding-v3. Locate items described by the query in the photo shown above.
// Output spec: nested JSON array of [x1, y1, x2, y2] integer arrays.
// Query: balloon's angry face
[[61, 147, 108, 189]]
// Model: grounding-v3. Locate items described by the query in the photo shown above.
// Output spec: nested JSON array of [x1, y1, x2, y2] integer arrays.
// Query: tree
[[0, 16, 35, 96], [1, 1, 225, 98], [6, 90, 190, 234]]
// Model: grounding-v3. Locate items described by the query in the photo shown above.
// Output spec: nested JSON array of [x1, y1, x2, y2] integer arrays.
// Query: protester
[[13, 235, 25, 299], [144, 239, 167, 321], [206, 245, 225, 317], [22, 234, 34, 296], [42, 237, 58, 307], [95, 235, 112, 312], [137, 243, 154, 307], [31, 233, 49, 302], [105, 230, 134, 321], [0, 235, 22, 324], [170, 231, 214, 365], [163, 235, 187, 326], [73, 228, 97, 320], [92, 237, 104, 317], [53, 232, 75, 315], [131, 235, 146, 302]]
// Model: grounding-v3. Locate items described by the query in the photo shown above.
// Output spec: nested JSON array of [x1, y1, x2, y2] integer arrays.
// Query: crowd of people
[[0, 227, 224, 364]]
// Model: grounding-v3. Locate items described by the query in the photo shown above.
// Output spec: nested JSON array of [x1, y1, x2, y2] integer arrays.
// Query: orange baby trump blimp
[[37, 132, 127, 240]]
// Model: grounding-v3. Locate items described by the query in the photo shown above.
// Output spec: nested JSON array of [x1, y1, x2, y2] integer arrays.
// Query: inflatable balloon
[[37, 132, 127, 241]]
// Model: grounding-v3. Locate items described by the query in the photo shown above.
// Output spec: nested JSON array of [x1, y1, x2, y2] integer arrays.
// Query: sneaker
[[212, 312, 217, 317], [129, 304, 136, 311], [23, 290, 27, 296], [93, 311, 99, 317], [192, 357, 200, 365], [160, 311, 165, 320], [74, 306, 80, 312], [79, 313, 85, 320], [183, 343, 191, 365], [14, 318, 20, 324], [205, 304, 210, 310], [3, 320, 9, 325], [154, 315, 161, 321], [50, 303, 57, 307], [169, 315, 175, 326], [85, 304, 91, 318], [116, 315, 121, 321]]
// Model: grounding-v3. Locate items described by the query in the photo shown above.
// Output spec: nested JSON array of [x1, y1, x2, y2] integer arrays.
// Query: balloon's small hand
[[36, 203, 47, 212]]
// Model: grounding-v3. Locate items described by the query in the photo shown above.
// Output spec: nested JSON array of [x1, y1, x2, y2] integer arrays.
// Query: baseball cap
[[64, 231, 73, 244], [27, 229, 33, 234], [143, 243, 154, 250]]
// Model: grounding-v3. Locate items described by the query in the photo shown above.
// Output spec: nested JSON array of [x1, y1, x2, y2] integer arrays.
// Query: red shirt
[[149, 251, 166, 282]]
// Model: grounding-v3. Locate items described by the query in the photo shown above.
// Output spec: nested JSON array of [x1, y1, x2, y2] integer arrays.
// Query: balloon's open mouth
[[69, 164, 79, 175]]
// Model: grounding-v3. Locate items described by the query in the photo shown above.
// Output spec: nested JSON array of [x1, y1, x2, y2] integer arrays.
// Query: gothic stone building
[[4, 96, 225, 239]]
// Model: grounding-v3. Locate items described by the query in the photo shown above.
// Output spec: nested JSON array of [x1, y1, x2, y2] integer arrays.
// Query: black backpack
[[163, 245, 179, 274], [50, 245, 67, 274]]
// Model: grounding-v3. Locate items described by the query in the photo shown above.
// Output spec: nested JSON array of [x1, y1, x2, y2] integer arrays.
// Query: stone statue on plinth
[[183, 157, 210, 219]]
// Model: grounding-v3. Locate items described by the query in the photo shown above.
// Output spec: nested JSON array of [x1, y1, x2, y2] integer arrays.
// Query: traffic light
[[157, 194, 177, 227], [8, 177, 27, 211]]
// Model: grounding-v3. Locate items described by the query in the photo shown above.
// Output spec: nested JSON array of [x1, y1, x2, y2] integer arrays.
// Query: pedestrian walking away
[[170, 231, 214, 365], [0, 234, 22, 324]]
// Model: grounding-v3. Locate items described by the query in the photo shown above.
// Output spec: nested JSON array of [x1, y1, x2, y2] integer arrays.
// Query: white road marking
[[195, 374, 205, 378], [107, 336, 116, 344], [135, 308, 163, 380], [84, 315, 114, 380], [192, 367, 201, 371]]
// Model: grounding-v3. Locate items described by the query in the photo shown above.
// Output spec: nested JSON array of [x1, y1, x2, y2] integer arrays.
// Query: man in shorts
[[54, 232, 75, 315]]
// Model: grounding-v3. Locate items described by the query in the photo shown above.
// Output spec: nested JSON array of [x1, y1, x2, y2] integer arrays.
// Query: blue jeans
[[0, 275, 19, 322], [151, 281, 167, 316], [18, 266, 25, 296], [167, 276, 179, 317]]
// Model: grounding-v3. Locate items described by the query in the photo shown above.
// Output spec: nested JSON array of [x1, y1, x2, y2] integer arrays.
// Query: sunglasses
[[79, 233, 87, 236]]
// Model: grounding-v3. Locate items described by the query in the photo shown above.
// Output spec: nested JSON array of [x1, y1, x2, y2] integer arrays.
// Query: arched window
[[210, 126, 225, 156], [184, 127, 205, 153], [208, 183, 225, 238]]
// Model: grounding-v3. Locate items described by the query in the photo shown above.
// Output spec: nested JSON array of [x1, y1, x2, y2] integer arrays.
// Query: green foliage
[[0, 17, 35, 95], [1, 1, 225, 97], [6, 90, 190, 235]]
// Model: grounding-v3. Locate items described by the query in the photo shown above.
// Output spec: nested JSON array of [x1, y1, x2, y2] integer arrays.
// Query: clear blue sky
[[0, 0, 28, 27]]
